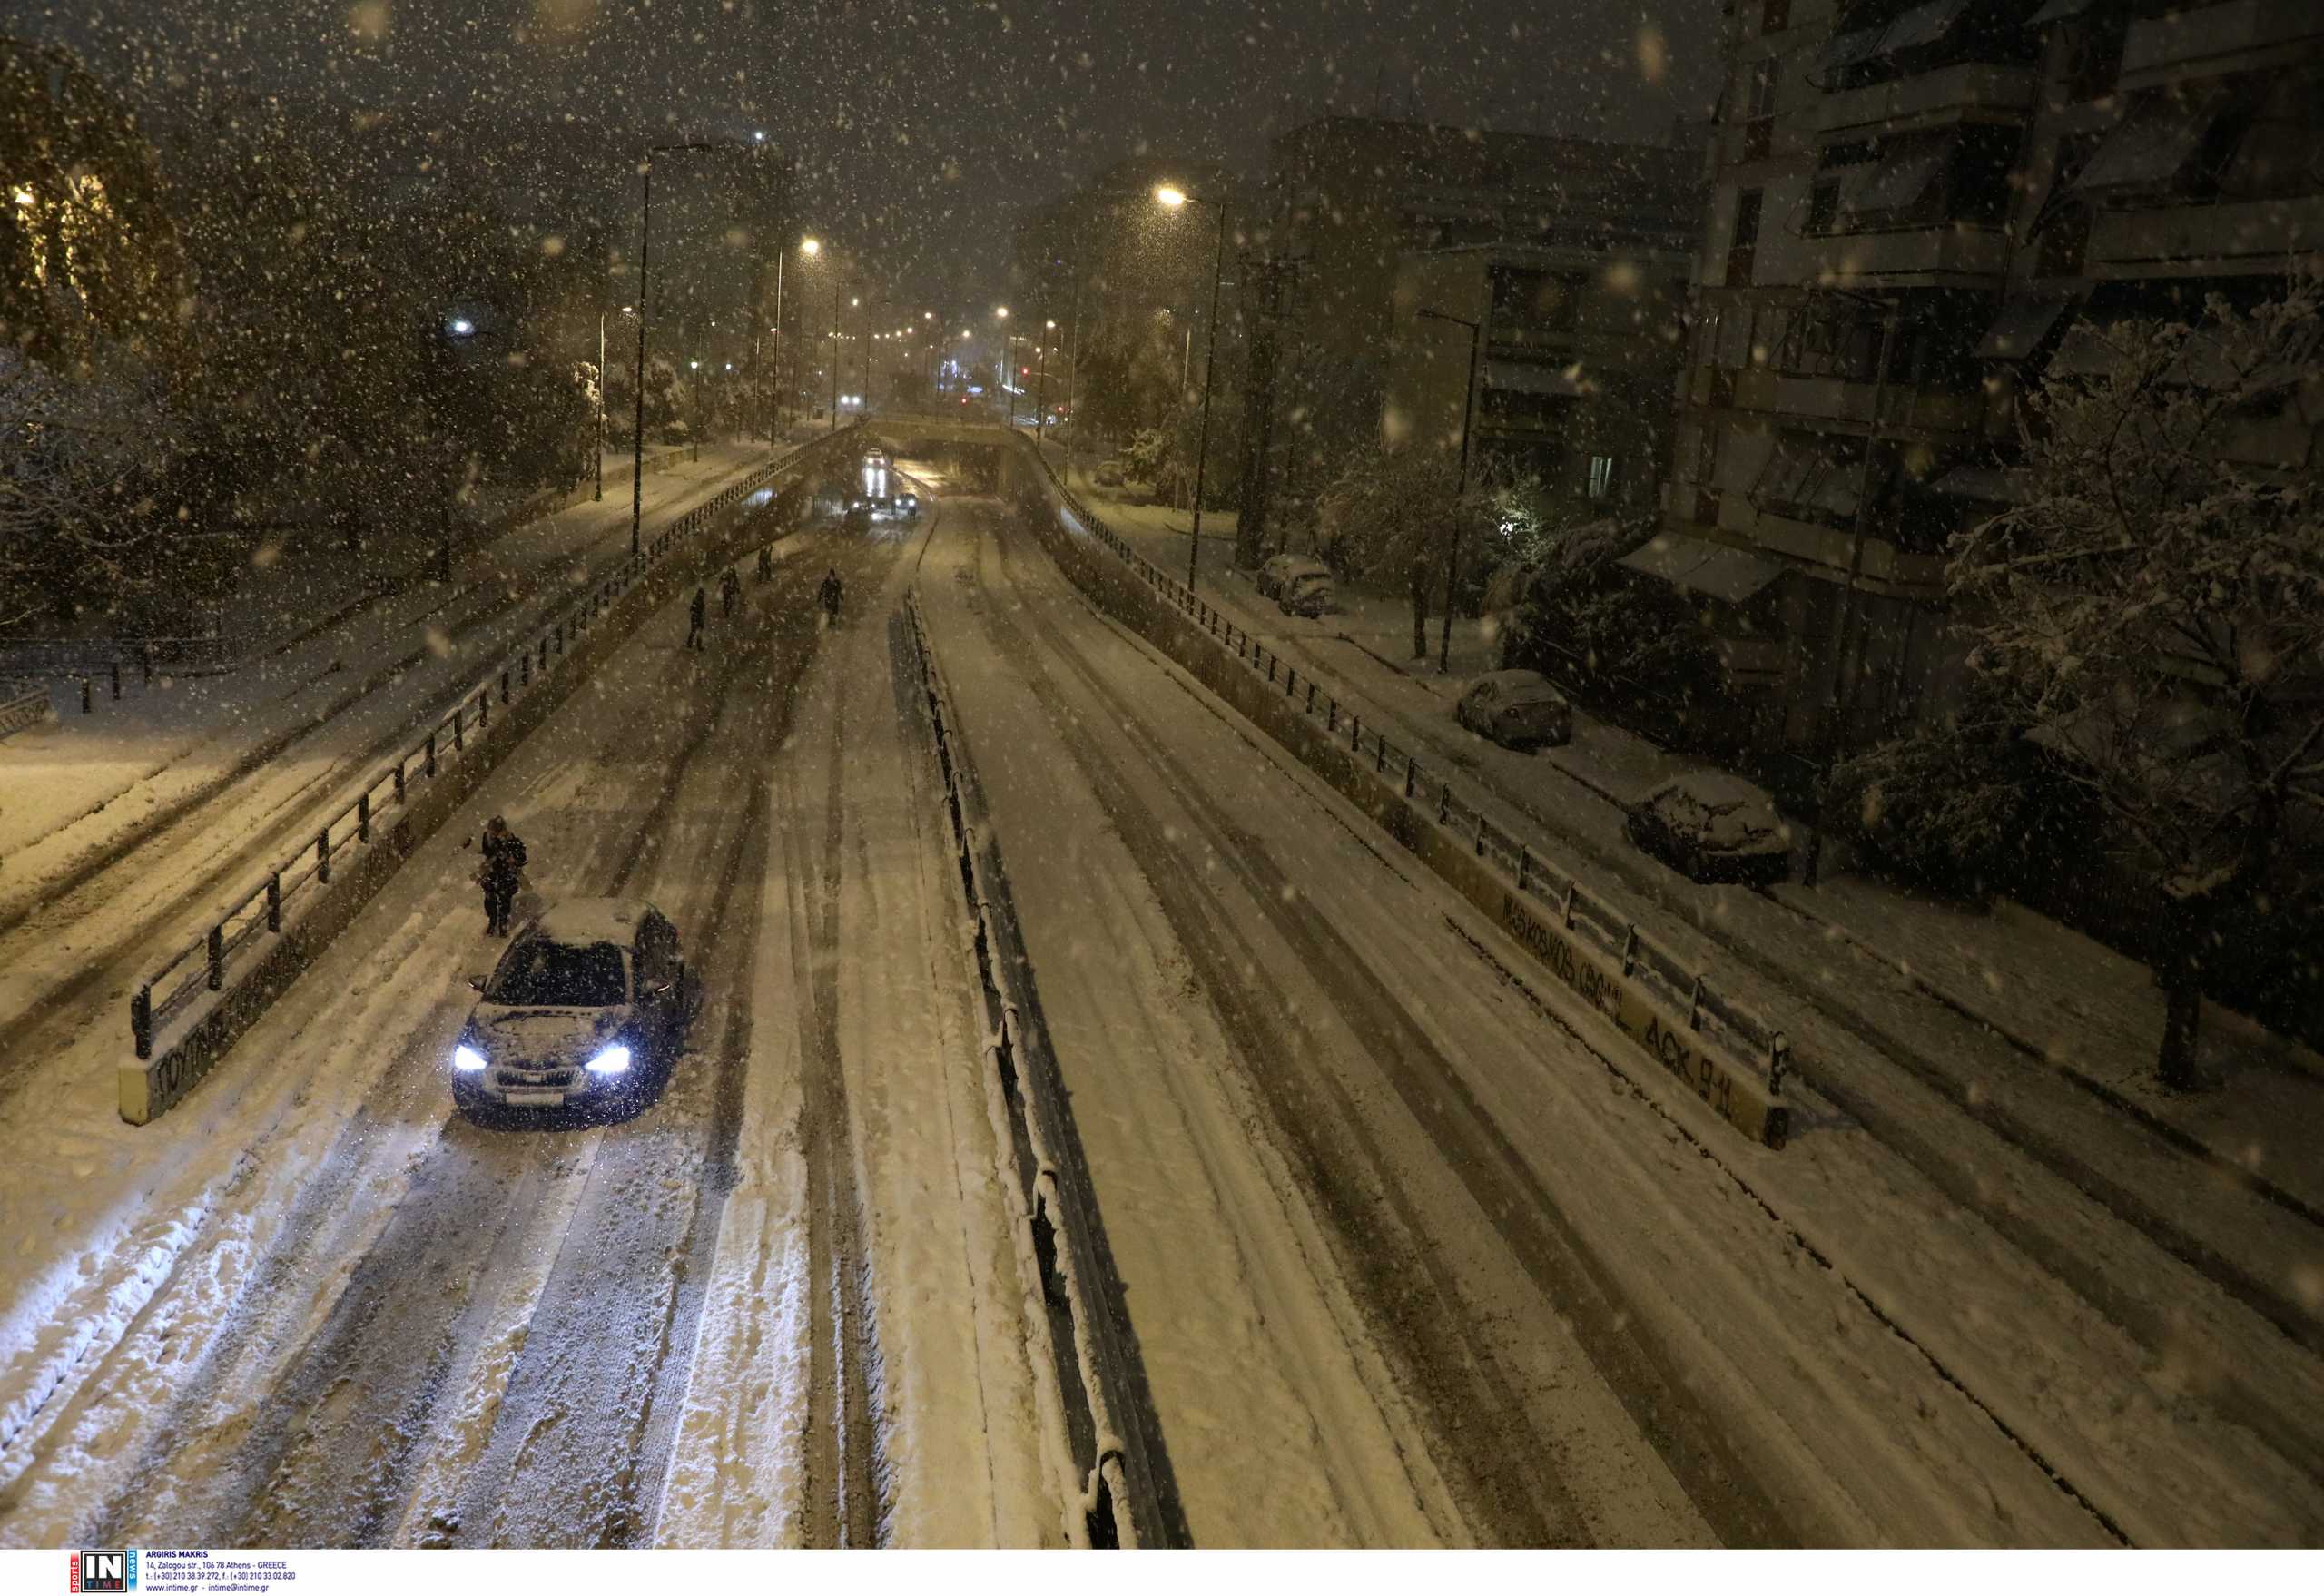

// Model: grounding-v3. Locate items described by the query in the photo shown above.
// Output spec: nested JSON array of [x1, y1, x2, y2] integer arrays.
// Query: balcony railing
[[2122, 0, 2323, 84], [1804, 225, 2011, 283], [1817, 62, 2038, 137]]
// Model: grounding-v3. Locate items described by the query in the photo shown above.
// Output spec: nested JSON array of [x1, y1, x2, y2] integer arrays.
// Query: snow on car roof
[[1471, 669, 1561, 697], [530, 897, 655, 946], [1645, 771, 1773, 810]]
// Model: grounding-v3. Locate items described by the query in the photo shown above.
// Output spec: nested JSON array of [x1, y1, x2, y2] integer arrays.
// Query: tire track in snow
[[979, 517, 1797, 1545]]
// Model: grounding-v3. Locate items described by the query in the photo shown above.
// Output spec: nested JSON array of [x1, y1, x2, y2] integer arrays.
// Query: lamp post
[[1157, 184, 1228, 592], [688, 359, 703, 462], [630, 138, 753, 557], [1036, 317, 1057, 448], [1417, 307, 1482, 675], [991, 306, 1009, 424]]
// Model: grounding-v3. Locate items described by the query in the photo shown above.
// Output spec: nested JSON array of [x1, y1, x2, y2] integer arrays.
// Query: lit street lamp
[[1156, 183, 1228, 591]]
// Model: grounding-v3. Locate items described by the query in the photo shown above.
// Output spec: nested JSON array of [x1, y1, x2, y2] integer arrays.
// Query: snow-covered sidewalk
[[0, 444, 774, 921]]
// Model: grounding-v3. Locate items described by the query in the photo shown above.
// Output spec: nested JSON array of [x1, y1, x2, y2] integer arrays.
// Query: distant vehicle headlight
[[585, 1044, 632, 1076], [452, 1044, 487, 1073]]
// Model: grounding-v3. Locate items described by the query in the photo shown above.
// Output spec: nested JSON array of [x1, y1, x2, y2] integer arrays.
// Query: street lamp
[[1156, 182, 1228, 591], [992, 307, 1011, 422], [1417, 308, 1483, 675], [629, 137, 757, 557], [688, 358, 704, 463], [1036, 318, 1058, 448]]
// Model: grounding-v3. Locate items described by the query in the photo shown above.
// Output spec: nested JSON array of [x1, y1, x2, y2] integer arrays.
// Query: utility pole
[[1235, 251, 1302, 568], [1418, 306, 1483, 674]]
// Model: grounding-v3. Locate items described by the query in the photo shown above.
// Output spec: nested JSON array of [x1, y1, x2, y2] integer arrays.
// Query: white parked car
[[452, 898, 691, 1115], [1257, 554, 1336, 616], [1454, 670, 1572, 751], [1623, 773, 1793, 886]]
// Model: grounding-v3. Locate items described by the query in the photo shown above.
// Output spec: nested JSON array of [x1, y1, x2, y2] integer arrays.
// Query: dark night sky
[[26, 0, 1721, 307]]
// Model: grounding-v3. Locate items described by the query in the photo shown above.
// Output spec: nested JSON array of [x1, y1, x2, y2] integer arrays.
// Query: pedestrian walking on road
[[686, 585, 707, 650], [720, 566, 742, 619], [477, 815, 528, 938], [755, 546, 773, 584], [819, 567, 843, 626]]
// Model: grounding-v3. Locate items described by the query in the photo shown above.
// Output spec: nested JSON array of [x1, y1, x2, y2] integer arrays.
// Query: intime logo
[[70, 1550, 136, 1593]]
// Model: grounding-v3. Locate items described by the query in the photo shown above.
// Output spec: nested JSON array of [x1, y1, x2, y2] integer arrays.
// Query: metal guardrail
[[125, 441, 838, 1060], [0, 683, 50, 741], [1018, 442, 1796, 1127], [0, 635, 237, 682]]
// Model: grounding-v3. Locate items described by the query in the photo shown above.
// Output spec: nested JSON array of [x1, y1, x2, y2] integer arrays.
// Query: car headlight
[[452, 1044, 487, 1073], [584, 1044, 632, 1076]]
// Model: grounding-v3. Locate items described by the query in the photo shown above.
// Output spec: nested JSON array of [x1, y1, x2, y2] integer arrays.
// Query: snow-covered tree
[[1948, 280, 2324, 1089], [1315, 439, 1497, 661], [0, 341, 198, 629]]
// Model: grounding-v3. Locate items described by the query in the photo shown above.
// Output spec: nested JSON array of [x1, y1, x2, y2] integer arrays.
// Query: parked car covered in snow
[[1454, 670, 1572, 751], [1623, 773, 1793, 886], [451, 898, 691, 1114], [1256, 554, 1335, 616]]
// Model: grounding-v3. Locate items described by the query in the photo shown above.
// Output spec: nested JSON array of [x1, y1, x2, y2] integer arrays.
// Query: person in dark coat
[[818, 567, 842, 624], [720, 566, 742, 618], [755, 546, 773, 583], [686, 585, 707, 650], [478, 815, 527, 937]]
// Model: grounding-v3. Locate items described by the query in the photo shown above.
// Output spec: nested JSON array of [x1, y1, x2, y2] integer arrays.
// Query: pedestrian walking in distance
[[819, 567, 843, 626], [720, 566, 742, 619], [686, 585, 707, 650], [477, 815, 527, 938], [755, 546, 773, 584]]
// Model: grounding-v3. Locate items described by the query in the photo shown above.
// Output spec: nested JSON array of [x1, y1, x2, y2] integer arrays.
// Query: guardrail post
[[500, 668, 511, 705], [1403, 759, 1417, 799], [140, 644, 153, 685], [1475, 815, 1488, 858], [1768, 1033, 1790, 1097], [316, 829, 331, 884], [80, 677, 92, 714], [477, 690, 488, 730], [1326, 700, 1336, 733], [1689, 974, 1705, 1031], [1350, 714, 1360, 751], [1265, 655, 1275, 684], [538, 635, 550, 671], [520, 652, 531, 688], [1375, 735, 1387, 773], [424, 732, 438, 779], [1561, 881, 1576, 929], [1620, 923, 1638, 977], [1306, 681, 1317, 714], [110, 659, 122, 700], [207, 925, 224, 991], [451, 704, 464, 752], [267, 872, 281, 931], [1438, 783, 1451, 824], [357, 791, 370, 842], [394, 760, 406, 805], [1517, 844, 1530, 892], [132, 985, 153, 1059]]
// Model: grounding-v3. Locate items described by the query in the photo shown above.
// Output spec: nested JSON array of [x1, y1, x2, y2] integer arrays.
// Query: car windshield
[[486, 939, 627, 1007]]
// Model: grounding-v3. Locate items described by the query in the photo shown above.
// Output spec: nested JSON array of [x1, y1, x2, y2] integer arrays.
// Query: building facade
[[1383, 241, 1690, 515], [1663, 0, 2324, 756], [1271, 116, 1702, 498]]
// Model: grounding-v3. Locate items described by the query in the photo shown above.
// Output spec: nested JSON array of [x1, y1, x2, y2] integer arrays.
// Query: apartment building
[[1383, 241, 1690, 515], [1662, 0, 2324, 756], [1272, 116, 1702, 496]]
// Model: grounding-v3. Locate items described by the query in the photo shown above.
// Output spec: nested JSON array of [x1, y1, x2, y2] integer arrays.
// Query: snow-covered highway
[[1, 437, 2319, 1546]]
